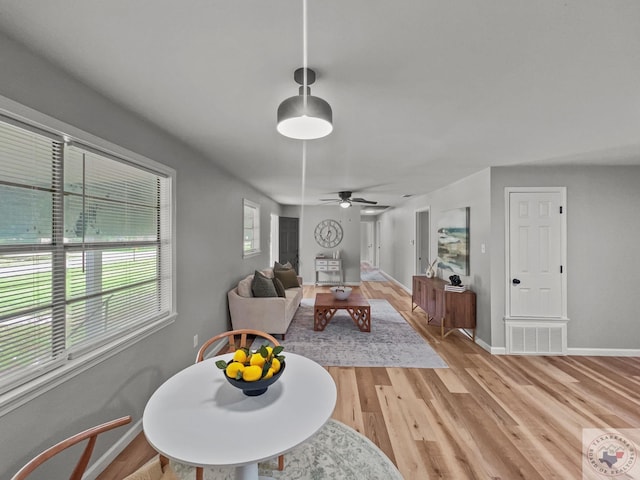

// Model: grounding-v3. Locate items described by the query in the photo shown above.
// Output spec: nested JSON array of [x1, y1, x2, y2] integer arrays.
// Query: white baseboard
[[473, 344, 638, 357], [475, 346, 639, 357], [84, 418, 143, 480], [567, 348, 640, 357], [380, 271, 411, 293], [474, 337, 505, 354], [473, 343, 640, 357]]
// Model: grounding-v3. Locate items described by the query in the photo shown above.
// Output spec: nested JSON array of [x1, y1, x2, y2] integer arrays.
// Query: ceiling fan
[[320, 191, 378, 209]]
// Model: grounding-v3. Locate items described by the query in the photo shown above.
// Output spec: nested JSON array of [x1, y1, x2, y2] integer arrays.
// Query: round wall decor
[[314, 219, 343, 248]]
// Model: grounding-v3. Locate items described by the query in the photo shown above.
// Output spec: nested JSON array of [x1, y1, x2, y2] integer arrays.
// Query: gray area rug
[[282, 299, 447, 368], [171, 419, 402, 480]]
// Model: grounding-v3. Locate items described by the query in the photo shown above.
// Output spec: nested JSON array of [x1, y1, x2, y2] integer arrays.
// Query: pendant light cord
[[302, 0, 308, 110], [300, 140, 306, 256], [300, 0, 308, 251]]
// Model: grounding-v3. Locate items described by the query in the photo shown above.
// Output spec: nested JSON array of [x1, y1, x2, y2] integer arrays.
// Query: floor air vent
[[505, 320, 567, 355]]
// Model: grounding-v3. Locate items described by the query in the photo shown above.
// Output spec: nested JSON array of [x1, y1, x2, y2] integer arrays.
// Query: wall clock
[[314, 219, 343, 248]]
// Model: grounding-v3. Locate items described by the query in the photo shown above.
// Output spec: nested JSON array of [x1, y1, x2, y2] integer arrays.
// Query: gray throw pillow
[[274, 261, 294, 272], [274, 268, 300, 289], [251, 270, 278, 297], [272, 277, 286, 297]]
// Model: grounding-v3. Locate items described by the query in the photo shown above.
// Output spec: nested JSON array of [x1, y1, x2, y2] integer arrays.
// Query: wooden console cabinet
[[412, 276, 476, 341]]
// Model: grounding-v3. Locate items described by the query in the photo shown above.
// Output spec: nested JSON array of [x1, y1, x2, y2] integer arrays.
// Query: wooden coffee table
[[314, 293, 371, 332]]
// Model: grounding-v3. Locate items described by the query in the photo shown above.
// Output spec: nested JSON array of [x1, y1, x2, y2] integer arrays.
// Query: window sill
[[0, 313, 176, 418]]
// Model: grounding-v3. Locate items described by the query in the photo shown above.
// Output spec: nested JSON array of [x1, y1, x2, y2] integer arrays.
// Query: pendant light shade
[[277, 95, 333, 140], [277, 68, 333, 140]]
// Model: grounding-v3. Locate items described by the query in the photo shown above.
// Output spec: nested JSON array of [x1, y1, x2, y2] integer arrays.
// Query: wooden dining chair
[[11, 416, 134, 480], [196, 328, 285, 472], [196, 328, 281, 362]]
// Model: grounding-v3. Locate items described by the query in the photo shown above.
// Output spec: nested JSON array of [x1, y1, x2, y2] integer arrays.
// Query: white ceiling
[[1, 1, 639, 209]]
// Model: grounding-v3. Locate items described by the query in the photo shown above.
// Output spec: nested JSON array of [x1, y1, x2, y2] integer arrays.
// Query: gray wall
[[378, 169, 492, 344], [0, 32, 280, 479], [490, 165, 640, 350], [281, 204, 361, 284], [378, 164, 640, 352]]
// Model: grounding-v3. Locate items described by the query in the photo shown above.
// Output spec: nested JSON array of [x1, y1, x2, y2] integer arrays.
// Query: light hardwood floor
[[98, 280, 640, 479]]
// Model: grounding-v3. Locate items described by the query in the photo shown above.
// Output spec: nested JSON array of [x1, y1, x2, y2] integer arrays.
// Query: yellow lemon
[[263, 368, 275, 380], [254, 344, 273, 360], [232, 349, 248, 364], [225, 362, 245, 379], [271, 357, 281, 373], [242, 365, 262, 382], [249, 353, 266, 368]]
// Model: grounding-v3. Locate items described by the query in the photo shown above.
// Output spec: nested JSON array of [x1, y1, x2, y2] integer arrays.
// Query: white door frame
[[374, 220, 381, 268], [504, 187, 568, 320], [414, 206, 431, 276], [270, 213, 279, 268], [360, 221, 374, 264]]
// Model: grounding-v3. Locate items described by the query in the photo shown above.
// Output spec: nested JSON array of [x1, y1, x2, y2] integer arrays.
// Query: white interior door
[[360, 222, 374, 264], [508, 190, 565, 318]]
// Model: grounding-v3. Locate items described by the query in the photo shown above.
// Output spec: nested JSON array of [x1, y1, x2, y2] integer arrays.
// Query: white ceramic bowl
[[330, 286, 352, 300]]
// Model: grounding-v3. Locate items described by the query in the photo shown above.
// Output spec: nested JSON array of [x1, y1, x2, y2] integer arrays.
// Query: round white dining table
[[143, 352, 337, 480]]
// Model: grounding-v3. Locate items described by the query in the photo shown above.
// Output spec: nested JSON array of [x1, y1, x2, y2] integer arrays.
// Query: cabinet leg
[[441, 318, 459, 339]]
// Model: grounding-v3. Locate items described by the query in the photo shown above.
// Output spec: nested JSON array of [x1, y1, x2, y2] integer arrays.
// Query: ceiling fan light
[[277, 95, 333, 140], [339, 199, 351, 208]]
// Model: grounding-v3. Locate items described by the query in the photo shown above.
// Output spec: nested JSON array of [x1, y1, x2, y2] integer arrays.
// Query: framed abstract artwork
[[437, 207, 470, 276]]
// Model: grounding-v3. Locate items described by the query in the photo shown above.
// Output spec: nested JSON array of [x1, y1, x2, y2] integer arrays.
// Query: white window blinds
[[0, 117, 173, 394], [243, 199, 260, 257], [0, 119, 65, 389]]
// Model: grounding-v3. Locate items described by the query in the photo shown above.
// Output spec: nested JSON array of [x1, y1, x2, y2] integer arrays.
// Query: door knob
[[512, 278, 521, 285]]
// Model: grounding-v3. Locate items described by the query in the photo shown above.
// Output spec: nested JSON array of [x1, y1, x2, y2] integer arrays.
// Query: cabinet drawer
[[328, 260, 341, 266], [327, 265, 340, 271], [316, 265, 328, 271], [315, 259, 328, 266]]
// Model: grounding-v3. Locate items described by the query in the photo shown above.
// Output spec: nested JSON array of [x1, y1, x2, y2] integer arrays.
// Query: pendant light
[[277, 68, 333, 140], [277, 0, 333, 140]]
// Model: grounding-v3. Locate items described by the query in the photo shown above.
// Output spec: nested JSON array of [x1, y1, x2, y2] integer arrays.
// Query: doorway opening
[[360, 221, 374, 266], [278, 216, 299, 272], [415, 208, 430, 275], [375, 220, 381, 268]]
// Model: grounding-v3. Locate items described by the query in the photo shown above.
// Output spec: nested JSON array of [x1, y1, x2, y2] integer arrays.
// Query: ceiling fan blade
[[320, 198, 340, 202], [351, 198, 378, 205]]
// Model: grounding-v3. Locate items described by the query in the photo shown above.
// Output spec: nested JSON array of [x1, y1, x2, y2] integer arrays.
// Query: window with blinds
[[0, 116, 173, 394], [243, 198, 260, 258]]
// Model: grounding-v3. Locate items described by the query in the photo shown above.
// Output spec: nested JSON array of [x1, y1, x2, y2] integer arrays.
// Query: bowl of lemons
[[216, 344, 285, 396]]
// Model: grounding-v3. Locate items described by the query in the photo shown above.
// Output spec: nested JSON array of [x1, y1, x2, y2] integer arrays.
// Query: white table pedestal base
[[235, 463, 257, 480], [234, 462, 275, 480]]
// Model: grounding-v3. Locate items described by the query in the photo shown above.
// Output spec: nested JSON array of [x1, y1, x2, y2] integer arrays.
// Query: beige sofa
[[227, 268, 303, 338]]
